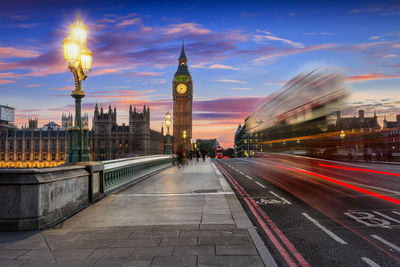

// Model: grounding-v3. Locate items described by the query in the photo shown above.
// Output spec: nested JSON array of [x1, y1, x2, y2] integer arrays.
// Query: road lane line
[[373, 211, 400, 224], [214, 162, 295, 267], [361, 257, 381, 267], [392, 211, 400, 216], [371, 235, 400, 252], [302, 213, 347, 245], [246, 175, 253, 180], [270, 191, 292, 204], [215, 161, 310, 267], [255, 181, 266, 188]]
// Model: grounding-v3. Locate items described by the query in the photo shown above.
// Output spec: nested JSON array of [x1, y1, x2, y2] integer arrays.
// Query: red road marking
[[276, 164, 400, 205], [215, 161, 310, 267], [318, 163, 400, 177]]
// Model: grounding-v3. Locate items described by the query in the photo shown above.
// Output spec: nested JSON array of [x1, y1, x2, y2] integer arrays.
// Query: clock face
[[177, 83, 187, 94]]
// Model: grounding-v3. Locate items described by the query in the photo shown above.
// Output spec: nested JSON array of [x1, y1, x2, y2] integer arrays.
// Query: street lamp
[[183, 130, 187, 157], [165, 112, 172, 154], [62, 12, 92, 162], [340, 130, 346, 148]]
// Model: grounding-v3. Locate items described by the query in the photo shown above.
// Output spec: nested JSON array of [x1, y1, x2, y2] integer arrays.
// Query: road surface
[[214, 154, 400, 266]]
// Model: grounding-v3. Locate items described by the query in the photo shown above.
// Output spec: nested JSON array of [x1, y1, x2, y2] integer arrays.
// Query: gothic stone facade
[[92, 104, 164, 161]]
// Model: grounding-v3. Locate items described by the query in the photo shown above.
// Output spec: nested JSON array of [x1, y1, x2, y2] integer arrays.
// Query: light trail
[[318, 163, 400, 177], [275, 164, 400, 205]]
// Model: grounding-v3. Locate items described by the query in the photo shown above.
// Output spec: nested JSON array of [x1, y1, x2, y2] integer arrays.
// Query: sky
[[1, 0, 400, 147]]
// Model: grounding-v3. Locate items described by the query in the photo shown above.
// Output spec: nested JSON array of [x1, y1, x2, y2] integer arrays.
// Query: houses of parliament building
[[0, 105, 164, 168]]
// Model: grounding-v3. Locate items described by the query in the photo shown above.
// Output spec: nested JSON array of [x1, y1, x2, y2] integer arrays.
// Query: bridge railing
[[0, 155, 173, 230], [102, 155, 173, 193]]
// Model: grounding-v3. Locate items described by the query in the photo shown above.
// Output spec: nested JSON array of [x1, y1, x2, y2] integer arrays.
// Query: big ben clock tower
[[173, 41, 193, 154]]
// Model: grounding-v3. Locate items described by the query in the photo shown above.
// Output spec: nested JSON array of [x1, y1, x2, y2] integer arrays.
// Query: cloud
[[347, 73, 400, 82], [24, 84, 42, 87], [253, 43, 338, 63], [164, 23, 211, 35], [0, 79, 15, 85], [0, 46, 39, 58], [192, 63, 239, 70], [214, 79, 247, 84], [117, 18, 142, 27], [230, 87, 252, 91], [253, 30, 304, 48]]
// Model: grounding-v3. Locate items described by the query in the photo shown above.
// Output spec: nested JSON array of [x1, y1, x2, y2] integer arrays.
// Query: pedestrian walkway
[[0, 158, 273, 266]]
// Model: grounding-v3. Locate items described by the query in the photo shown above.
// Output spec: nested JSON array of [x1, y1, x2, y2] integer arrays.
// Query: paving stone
[[0, 259, 29, 266], [79, 239, 116, 249], [216, 245, 258, 256], [199, 224, 236, 230], [112, 238, 161, 248], [80, 232, 130, 240], [179, 229, 220, 238], [0, 249, 27, 259], [197, 255, 264, 267], [0, 237, 48, 250], [58, 257, 99, 267], [220, 229, 249, 237], [160, 237, 198, 247], [18, 249, 54, 260], [198, 236, 253, 246], [42, 228, 73, 236], [173, 246, 215, 256], [44, 232, 83, 242], [95, 257, 151, 267], [152, 224, 199, 231], [22, 259, 58, 267], [52, 248, 94, 260], [129, 231, 179, 238], [106, 226, 153, 233], [150, 255, 197, 267], [47, 240, 84, 250], [88, 247, 134, 259], [131, 246, 173, 259]]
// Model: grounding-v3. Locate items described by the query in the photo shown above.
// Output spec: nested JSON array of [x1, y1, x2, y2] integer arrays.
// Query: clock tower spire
[[173, 41, 193, 154]]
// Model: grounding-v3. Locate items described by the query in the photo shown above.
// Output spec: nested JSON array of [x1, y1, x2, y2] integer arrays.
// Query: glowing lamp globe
[[183, 130, 187, 139], [71, 12, 87, 44], [63, 36, 80, 63], [80, 46, 92, 72]]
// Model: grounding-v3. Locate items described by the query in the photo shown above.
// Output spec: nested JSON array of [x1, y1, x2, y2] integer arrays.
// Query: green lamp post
[[62, 12, 92, 162], [165, 112, 172, 155]]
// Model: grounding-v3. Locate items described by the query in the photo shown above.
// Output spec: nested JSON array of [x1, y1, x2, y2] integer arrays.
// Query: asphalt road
[[214, 154, 400, 267]]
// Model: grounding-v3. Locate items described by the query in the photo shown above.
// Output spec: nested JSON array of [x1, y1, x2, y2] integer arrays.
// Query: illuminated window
[[244, 140, 247, 144]]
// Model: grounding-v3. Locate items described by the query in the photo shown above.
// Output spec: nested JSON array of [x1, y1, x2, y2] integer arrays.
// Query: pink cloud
[[0, 46, 39, 58], [0, 79, 15, 85], [347, 73, 400, 82], [117, 18, 142, 27], [164, 23, 211, 35]]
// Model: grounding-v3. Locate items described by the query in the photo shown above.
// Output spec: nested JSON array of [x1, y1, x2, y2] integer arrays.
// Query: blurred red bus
[[216, 146, 223, 159]]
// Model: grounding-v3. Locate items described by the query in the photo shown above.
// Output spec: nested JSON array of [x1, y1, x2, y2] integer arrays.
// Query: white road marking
[[392, 211, 400, 216], [373, 211, 400, 224], [239, 171, 245, 175], [361, 257, 381, 267], [246, 175, 253, 180], [270, 191, 292, 204], [302, 212, 347, 245], [255, 181, 266, 188], [371, 235, 400, 252]]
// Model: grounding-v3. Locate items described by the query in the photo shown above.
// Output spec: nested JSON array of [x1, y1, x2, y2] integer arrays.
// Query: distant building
[[0, 104, 165, 168], [91, 104, 164, 161], [383, 115, 400, 152], [335, 110, 380, 131], [0, 105, 15, 129]]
